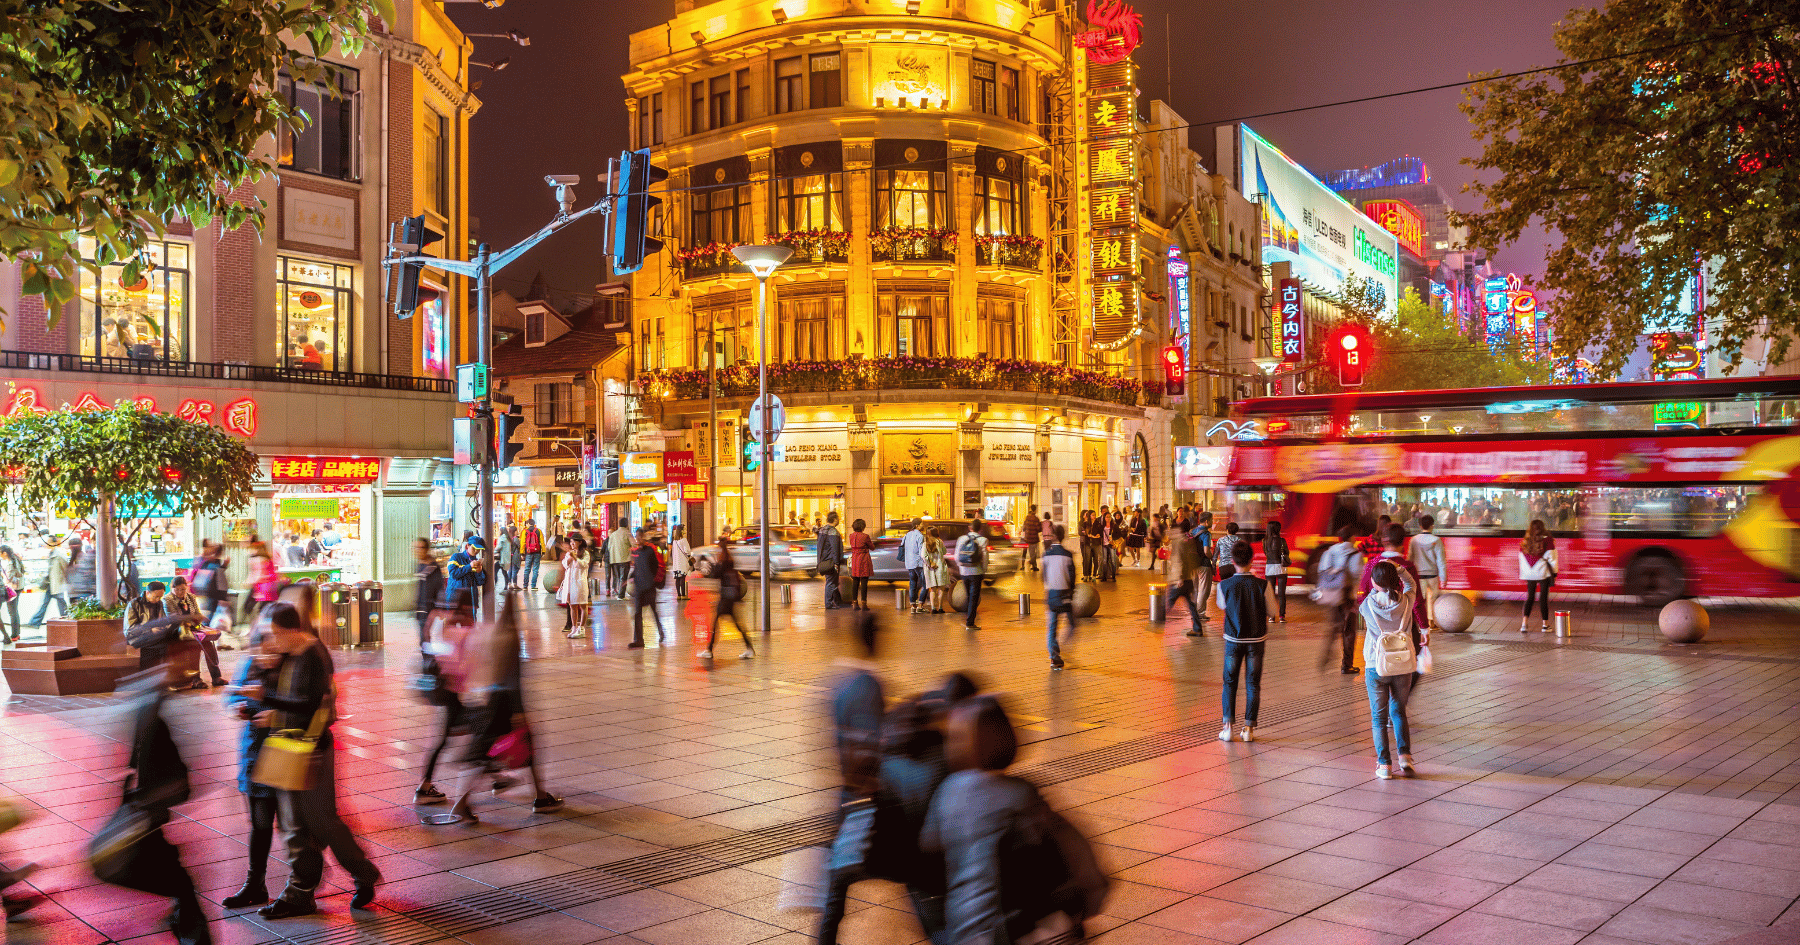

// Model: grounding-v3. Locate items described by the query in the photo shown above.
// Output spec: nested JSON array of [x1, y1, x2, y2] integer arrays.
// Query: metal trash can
[[895, 587, 909, 609], [1018, 593, 1031, 617], [1148, 587, 1166, 621], [317, 582, 352, 647], [779, 584, 793, 604], [353, 581, 384, 646], [1553, 610, 1572, 638]]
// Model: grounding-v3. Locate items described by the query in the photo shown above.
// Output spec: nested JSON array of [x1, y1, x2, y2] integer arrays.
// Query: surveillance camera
[[545, 174, 581, 187]]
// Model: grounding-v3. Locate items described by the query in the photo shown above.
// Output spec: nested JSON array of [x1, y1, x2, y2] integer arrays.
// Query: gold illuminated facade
[[624, 0, 1179, 538]]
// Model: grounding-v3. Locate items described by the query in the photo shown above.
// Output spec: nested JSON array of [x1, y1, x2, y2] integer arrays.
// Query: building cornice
[[380, 35, 482, 116]]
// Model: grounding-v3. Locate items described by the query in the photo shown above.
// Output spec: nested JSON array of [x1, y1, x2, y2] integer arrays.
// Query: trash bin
[[1553, 609, 1572, 639], [1148, 586, 1166, 621], [317, 582, 352, 647], [353, 581, 384, 646]]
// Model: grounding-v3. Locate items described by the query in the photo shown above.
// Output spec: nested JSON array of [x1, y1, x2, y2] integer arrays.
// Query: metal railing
[[680, 254, 749, 281], [0, 350, 453, 393], [642, 356, 1152, 408], [871, 233, 956, 263], [975, 240, 1044, 271]]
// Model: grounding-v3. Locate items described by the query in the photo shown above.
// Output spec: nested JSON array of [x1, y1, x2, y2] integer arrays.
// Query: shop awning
[[588, 486, 662, 501]]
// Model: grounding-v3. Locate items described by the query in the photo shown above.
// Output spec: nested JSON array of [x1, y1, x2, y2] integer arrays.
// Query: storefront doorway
[[982, 483, 1032, 531], [883, 481, 951, 529], [272, 487, 367, 581], [782, 484, 844, 531]]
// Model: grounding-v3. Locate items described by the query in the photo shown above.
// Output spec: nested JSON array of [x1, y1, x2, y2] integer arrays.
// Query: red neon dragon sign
[[1074, 0, 1142, 65]]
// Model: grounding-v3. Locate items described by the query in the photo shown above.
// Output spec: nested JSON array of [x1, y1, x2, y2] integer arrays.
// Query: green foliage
[[0, 403, 258, 521], [1456, 1, 1798, 377], [1362, 288, 1550, 392], [65, 596, 123, 620], [0, 0, 393, 324]]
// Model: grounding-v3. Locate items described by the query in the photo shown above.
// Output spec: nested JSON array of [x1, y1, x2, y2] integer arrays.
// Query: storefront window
[[883, 482, 952, 529], [983, 484, 1032, 531], [272, 489, 366, 581], [877, 286, 949, 356], [78, 237, 191, 361], [277, 256, 355, 371], [781, 485, 843, 530]]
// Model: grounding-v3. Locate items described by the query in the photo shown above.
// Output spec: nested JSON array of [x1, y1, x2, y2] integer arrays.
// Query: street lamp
[[466, 30, 530, 45], [731, 243, 792, 637]]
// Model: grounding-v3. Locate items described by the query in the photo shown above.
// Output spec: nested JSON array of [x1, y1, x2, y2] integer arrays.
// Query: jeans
[[1046, 589, 1074, 663], [422, 697, 466, 783], [822, 568, 840, 607], [1330, 597, 1358, 671], [708, 594, 751, 654], [1221, 641, 1265, 726], [1365, 669, 1414, 766], [961, 576, 982, 626], [522, 553, 541, 589], [246, 793, 278, 880], [3, 596, 17, 639], [675, 573, 687, 598], [1524, 578, 1552, 621], [28, 591, 67, 625], [1419, 575, 1441, 628], [631, 590, 664, 644], [907, 567, 925, 606], [1165, 580, 1204, 633]]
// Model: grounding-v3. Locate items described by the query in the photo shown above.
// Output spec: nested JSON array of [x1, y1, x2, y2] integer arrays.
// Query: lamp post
[[731, 244, 792, 636]]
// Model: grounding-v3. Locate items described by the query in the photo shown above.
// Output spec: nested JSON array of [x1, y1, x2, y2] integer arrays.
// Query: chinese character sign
[[1278, 279, 1304, 364], [1090, 188, 1133, 228], [268, 456, 382, 484]]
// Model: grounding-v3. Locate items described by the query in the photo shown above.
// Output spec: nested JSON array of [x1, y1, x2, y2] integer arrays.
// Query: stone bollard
[[1434, 593, 1475, 634], [1658, 599, 1708, 644]]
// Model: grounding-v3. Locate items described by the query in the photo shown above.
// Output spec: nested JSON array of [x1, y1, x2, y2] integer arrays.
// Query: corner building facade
[[626, 0, 1172, 539]]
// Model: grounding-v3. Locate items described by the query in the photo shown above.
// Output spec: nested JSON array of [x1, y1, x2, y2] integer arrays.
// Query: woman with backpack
[[1262, 520, 1291, 623], [1360, 560, 1422, 780], [1518, 519, 1558, 633]]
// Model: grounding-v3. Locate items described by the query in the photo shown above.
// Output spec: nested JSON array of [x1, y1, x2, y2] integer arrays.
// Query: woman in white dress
[[670, 525, 693, 600], [558, 536, 591, 638]]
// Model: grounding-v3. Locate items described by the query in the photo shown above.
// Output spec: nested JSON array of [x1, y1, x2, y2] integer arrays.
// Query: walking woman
[[220, 624, 284, 909], [670, 525, 692, 600], [1360, 561, 1421, 779], [558, 535, 591, 638], [923, 530, 949, 615], [1262, 520, 1291, 623], [1518, 519, 1558, 633], [245, 542, 280, 622], [415, 591, 475, 804], [847, 518, 873, 610], [1126, 510, 1147, 567], [1, 544, 22, 642], [699, 539, 752, 661], [448, 592, 561, 823]]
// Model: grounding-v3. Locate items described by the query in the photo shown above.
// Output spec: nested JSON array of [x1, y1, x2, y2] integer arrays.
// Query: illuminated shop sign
[[870, 45, 948, 107], [1087, 55, 1141, 348], [1, 382, 258, 437], [1074, 0, 1143, 64], [620, 451, 665, 484], [268, 456, 382, 484], [1278, 278, 1304, 363], [1168, 247, 1190, 366], [1363, 199, 1426, 257]]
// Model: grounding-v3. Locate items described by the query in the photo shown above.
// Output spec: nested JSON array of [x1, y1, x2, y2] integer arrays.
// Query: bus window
[[1228, 491, 1287, 535], [1508, 488, 1585, 534], [1599, 485, 1756, 536]]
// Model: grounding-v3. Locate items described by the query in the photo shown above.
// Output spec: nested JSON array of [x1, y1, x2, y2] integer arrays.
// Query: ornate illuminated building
[[624, 0, 1190, 536]]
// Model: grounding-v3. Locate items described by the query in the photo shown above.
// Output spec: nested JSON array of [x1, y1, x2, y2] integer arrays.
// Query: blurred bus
[[1224, 376, 1800, 604]]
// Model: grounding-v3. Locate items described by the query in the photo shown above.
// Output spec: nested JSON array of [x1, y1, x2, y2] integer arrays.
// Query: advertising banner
[[278, 497, 341, 520], [663, 450, 698, 484], [268, 456, 382, 484], [1362, 199, 1426, 257], [1175, 447, 1232, 491], [1241, 125, 1398, 318], [620, 452, 664, 484]]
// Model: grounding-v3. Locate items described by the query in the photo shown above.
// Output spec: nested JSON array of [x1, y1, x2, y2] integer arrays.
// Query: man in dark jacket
[[627, 529, 666, 649], [1216, 541, 1268, 743], [1021, 506, 1042, 572], [413, 538, 446, 642], [446, 535, 487, 617], [816, 512, 845, 610], [1042, 525, 1077, 670], [104, 666, 210, 943], [127, 582, 203, 682]]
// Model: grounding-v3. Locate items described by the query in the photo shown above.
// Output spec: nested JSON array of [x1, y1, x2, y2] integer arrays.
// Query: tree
[[1361, 288, 1550, 392], [0, 403, 259, 606], [1456, 1, 1798, 378], [0, 0, 392, 325]]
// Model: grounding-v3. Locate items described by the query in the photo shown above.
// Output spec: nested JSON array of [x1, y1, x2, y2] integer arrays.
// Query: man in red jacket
[[1357, 523, 1429, 634]]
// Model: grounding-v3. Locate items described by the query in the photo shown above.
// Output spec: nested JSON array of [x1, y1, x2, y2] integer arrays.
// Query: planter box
[[47, 617, 130, 656], [1, 644, 140, 695]]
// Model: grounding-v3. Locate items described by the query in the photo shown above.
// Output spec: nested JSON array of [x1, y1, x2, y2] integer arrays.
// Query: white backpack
[[1372, 626, 1417, 677]]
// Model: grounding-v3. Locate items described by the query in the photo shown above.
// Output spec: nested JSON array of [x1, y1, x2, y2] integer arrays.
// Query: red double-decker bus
[[1224, 376, 1800, 604]]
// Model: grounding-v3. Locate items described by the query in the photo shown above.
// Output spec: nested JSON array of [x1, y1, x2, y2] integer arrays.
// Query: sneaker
[[1218, 725, 1234, 742], [414, 784, 447, 805], [1376, 765, 1392, 780], [627, 641, 645, 649], [532, 793, 564, 814], [697, 649, 712, 659], [740, 649, 754, 660], [1239, 726, 1255, 743], [566, 628, 585, 638], [1186, 629, 1205, 637], [492, 775, 520, 795], [1541, 623, 1551, 633], [1398, 755, 1416, 775], [1050, 659, 1065, 670], [1520, 620, 1530, 633]]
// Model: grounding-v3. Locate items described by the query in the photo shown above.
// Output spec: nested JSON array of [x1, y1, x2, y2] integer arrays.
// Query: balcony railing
[[640, 356, 1151, 408], [679, 249, 748, 281], [870, 228, 957, 263], [0, 350, 453, 393], [975, 238, 1044, 271]]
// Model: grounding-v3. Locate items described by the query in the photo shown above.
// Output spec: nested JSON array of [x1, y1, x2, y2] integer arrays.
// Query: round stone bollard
[[950, 580, 969, 612], [1071, 583, 1100, 618], [1658, 599, 1708, 644], [1434, 593, 1475, 634]]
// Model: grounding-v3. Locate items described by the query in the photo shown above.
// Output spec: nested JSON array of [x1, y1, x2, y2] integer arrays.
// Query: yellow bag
[[251, 686, 333, 792]]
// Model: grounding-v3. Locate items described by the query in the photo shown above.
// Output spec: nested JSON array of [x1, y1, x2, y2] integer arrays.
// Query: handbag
[[828, 797, 878, 879], [251, 685, 333, 791], [489, 726, 532, 770], [87, 777, 154, 885]]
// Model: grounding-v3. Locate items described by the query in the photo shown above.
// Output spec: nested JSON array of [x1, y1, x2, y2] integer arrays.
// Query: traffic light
[[393, 214, 444, 317], [611, 148, 667, 274], [1329, 322, 1373, 387], [1159, 345, 1185, 397], [741, 423, 760, 472], [495, 403, 525, 469]]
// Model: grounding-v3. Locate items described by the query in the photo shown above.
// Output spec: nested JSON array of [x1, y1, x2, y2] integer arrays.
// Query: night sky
[[448, 0, 1591, 304]]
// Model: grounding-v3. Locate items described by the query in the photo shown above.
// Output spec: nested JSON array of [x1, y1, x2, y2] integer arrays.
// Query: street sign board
[[748, 394, 786, 444], [455, 363, 489, 403]]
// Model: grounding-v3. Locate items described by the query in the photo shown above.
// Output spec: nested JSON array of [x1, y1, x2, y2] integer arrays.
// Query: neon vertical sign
[[1278, 278, 1303, 363], [1167, 246, 1190, 367]]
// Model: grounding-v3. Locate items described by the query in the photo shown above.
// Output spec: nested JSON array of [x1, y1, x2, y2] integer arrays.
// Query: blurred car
[[863, 519, 1020, 586], [693, 525, 819, 576]]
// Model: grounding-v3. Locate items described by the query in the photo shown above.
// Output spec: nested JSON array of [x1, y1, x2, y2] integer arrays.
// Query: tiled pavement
[[3, 568, 1798, 945]]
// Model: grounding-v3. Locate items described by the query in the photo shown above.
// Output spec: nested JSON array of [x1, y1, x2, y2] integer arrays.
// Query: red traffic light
[[1160, 344, 1185, 396], [1328, 323, 1371, 387]]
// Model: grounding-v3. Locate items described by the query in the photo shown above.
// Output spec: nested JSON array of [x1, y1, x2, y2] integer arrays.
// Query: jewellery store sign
[[880, 433, 954, 477]]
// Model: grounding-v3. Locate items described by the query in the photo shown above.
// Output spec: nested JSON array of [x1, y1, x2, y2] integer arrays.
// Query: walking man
[[816, 512, 845, 609], [1021, 505, 1042, 572], [1161, 517, 1206, 637], [1409, 515, 1446, 630], [413, 539, 445, 642], [27, 540, 70, 626], [1191, 511, 1217, 613], [1317, 526, 1363, 675], [954, 519, 987, 631], [1042, 525, 1076, 670], [627, 529, 667, 649], [902, 518, 927, 614], [606, 521, 632, 600], [1216, 541, 1269, 742], [521, 520, 543, 590], [493, 528, 514, 593]]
